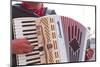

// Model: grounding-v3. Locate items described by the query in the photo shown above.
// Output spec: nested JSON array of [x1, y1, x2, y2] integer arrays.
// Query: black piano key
[[31, 46, 43, 52], [39, 46, 43, 51], [30, 41, 38, 43], [32, 49, 39, 52], [27, 37, 37, 40], [27, 57, 40, 61], [23, 29, 36, 32], [22, 24, 36, 27], [33, 44, 38, 47], [26, 53, 39, 56], [32, 46, 43, 51], [27, 61, 40, 65], [23, 32, 37, 35], [22, 21, 35, 23]]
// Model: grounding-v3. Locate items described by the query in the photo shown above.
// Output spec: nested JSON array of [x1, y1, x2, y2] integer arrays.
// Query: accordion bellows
[[12, 15, 88, 65]]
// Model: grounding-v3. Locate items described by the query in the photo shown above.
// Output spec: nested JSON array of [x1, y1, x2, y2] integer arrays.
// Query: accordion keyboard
[[13, 18, 46, 65]]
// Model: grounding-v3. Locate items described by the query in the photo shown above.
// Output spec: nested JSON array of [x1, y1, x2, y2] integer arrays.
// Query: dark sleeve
[[12, 5, 38, 18], [11, 54, 17, 67], [11, 22, 17, 66], [11, 6, 17, 67], [51, 10, 56, 14], [12, 6, 28, 18], [45, 8, 56, 15], [11, 28, 17, 66]]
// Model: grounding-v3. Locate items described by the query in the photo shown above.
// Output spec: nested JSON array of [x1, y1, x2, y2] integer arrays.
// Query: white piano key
[[23, 26, 36, 30], [15, 29, 23, 33], [18, 51, 40, 60], [14, 22, 36, 26], [18, 61, 27, 65], [15, 34, 24, 38], [18, 58, 40, 65], [18, 59, 27, 64], [16, 34, 38, 39], [26, 59, 41, 64], [13, 18, 37, 27], [27, 51, 39, 54], [17, 51, 39, 58], [26, 54, 40, 60], [18, 57, 26, 61], [17, 54, 26, 57], [18, 54, 40, 60], [22, 31, 37, 34], [15, 32, 23, 36], [28, 39, 38, 42], [17, 51, 38, 58], [14, 25, 22, 28], [22, 23, 36, 25], [14, 25, 22, 29], [14, 22, 23, 26], [14, 21, 22, 25], [23, 34, 38, 38], [30, 42, 38, 45], [33, 46, 39, 49], [15, 32, 37, 38], [13, 17, 37, 21]]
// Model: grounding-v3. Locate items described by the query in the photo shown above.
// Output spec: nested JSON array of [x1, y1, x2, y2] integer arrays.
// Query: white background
[[0, 0, 99, 67]]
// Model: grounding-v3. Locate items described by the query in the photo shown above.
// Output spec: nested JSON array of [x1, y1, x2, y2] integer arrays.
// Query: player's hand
[[85, 48, 94, 61], [12, 38, 34, 54]]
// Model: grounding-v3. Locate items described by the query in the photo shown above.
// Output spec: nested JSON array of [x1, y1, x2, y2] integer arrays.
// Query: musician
[[11, 1, 94, 66], [11, 1, 56, 66]]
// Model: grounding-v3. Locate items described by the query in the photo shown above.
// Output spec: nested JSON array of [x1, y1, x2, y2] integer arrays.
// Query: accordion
[[12, 15, 88, 65]]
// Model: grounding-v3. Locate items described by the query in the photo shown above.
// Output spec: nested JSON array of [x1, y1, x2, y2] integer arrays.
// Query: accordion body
[[12, 15, 88, 65]]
